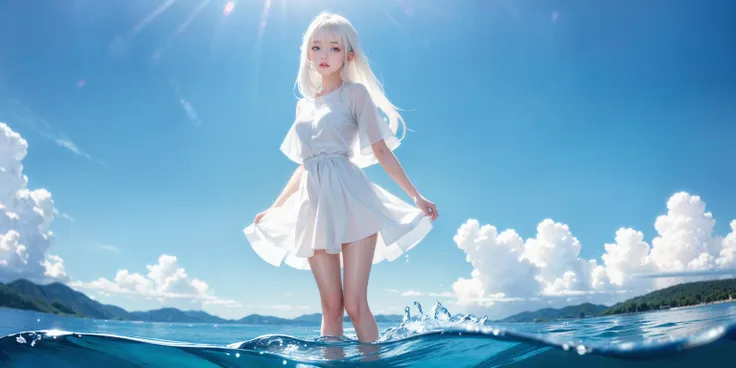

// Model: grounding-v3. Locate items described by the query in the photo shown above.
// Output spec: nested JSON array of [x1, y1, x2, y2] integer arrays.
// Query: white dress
[[243, 82, 432, 270]]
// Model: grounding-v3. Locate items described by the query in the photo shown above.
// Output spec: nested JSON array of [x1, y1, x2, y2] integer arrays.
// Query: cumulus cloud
[[0, 122, 68, 283], [451, 221, 541, 306], [1, 122, 235, 315], [71, 254, 240, 309], [450, 192, 736, 319], [386, 289, 455, 298]]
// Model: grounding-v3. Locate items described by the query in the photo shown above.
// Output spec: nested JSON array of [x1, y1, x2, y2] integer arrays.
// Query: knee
[[343, 293, 367, 319], [321, 294, 344, 319]]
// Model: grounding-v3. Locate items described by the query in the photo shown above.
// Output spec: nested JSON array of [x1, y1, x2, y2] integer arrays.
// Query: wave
[[1, 302, 735, 367]]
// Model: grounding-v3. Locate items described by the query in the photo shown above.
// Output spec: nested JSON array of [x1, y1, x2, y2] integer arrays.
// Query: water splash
[[380, 301, 487, 341]]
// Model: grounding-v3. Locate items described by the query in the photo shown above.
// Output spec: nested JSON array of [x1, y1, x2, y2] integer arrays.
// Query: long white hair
[[295, 12, 407, 140]]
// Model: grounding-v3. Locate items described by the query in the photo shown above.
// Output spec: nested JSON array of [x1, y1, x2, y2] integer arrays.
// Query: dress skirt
[[243, 152, 432, 270]]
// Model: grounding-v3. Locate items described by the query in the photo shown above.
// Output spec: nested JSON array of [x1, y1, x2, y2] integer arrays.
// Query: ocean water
[[1, 302, 734, 367]]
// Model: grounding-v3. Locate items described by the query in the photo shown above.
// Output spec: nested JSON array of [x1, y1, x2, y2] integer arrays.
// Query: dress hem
[[243, 212, 433, 271]]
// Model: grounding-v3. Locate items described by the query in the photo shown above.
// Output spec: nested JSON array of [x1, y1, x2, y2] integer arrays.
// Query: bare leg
[[308, 250, 344, 338], [342, 233, 379, 343]]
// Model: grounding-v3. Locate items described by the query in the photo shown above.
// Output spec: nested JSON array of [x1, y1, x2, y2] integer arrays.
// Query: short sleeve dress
[[243, 82, 432, 270]]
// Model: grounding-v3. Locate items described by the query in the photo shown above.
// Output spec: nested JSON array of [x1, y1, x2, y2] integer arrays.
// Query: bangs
[[310, 23, 351, 51]]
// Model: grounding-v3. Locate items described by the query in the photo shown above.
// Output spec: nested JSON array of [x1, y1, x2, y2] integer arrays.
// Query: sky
[[1, 0, 735, 321]]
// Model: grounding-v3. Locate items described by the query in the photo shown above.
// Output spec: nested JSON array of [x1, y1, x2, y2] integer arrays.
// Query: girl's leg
[[308, 250, 344, 338], [342, 233, 379, 343]]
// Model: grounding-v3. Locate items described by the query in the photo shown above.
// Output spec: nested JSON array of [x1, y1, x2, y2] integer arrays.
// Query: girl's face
[[307, 29, 353, 78]]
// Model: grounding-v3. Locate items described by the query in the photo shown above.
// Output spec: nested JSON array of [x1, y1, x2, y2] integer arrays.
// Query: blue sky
[[1, 0, 735, 320]]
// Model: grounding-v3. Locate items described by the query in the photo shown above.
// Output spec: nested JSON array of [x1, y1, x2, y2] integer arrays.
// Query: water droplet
[[282, 359, 287, 365], [413, 301, 424, 316], [431, 301, 451, 321], [576, 345, 587, 355], [236, 353, 240, 358], [562, 343, 570, 351]]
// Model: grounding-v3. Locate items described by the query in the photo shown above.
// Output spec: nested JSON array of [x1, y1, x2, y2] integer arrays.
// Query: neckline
[[314, 82, 346, 99]]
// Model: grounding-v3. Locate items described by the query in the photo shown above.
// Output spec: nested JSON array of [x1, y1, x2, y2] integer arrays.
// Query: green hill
[[8, 277, 732, 325], [129, 308, 229, 323], [0, 278, 405, 324], [0, 283, 79, 316], [5, 279, 131, 320], [602, 278, 736, 315], [236, 314, 295, 325], [499, 302, 608, 323]]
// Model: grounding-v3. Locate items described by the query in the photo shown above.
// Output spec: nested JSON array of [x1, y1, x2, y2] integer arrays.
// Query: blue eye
[[311, 46, 321, 51], [332, 47, 341, 52]]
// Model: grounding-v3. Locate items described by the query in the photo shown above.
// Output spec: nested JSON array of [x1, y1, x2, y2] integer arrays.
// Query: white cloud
[[649, 193, 720, 274], [386, 289, 455, 298], [71, 254, 240, 309], [449, 192, 736, 319], [598, 228, 657, 290], [97, 244, 121, 253], [0, 122, 237, 316], [0, 122, 68, 283], [716, 221, 736, 267], [452, 220, 542, 306]]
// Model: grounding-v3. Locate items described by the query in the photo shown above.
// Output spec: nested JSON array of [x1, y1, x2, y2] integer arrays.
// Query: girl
[[244, 12, 437, 343]]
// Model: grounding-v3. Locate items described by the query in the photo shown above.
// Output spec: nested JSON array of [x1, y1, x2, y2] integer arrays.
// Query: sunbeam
[[174, 0, 213, 39], [376, 2, 401, 30], [258, 0, 273, 41], [153, 0, 214, 61], [247, 0, 274, 107], [131, 0, 179, 36]]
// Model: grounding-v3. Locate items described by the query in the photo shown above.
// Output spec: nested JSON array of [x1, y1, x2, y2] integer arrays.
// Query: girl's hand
[[254, 208, 271, 224], [414, 195, 438, 222]]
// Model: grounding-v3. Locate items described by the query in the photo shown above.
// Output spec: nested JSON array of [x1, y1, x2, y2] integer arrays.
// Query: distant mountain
[[499, 302, 608, 323], [286, 313, 404, 324], [602, 278, 736, 315], [235, 312, 403, 325], [6, 277, 735, 326], [1, 283, 77, 315], [374, 314, 403, 323], [292, 312, 322, 323], [0, 278, 406, 325], [129, 308, 228, 324], [4, 279, 131, 320], [236, 314, 295, 325], [498, 278, 736, 322]]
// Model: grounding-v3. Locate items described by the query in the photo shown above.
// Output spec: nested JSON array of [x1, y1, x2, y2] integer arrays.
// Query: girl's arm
[[371, 140, 438, 221], [254, 165, 304, 223], [271, 165, 305, 208]]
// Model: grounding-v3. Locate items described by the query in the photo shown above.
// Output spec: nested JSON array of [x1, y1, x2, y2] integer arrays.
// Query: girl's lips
[[319, 63, 329, 67]]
